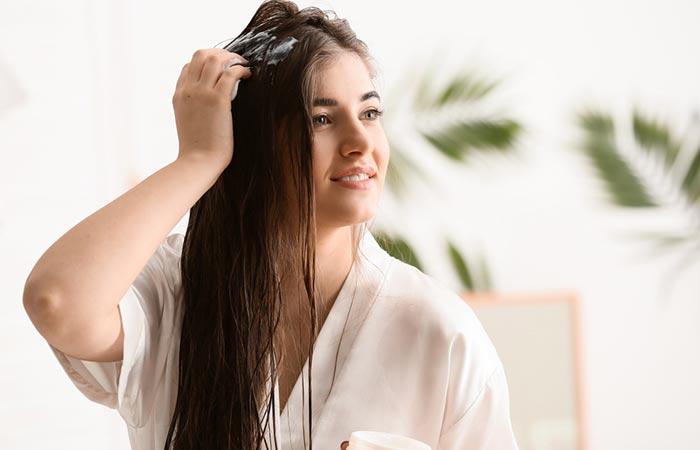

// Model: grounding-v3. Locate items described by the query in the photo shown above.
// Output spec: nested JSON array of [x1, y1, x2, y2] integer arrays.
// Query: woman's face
[[311, 51, 390, 230]]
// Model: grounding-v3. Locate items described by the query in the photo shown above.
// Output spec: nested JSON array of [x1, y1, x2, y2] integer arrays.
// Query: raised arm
[[23, 48, 252, 362]]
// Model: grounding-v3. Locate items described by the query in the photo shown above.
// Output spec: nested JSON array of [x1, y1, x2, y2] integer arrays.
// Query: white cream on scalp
[[224, 25, 298, 69]]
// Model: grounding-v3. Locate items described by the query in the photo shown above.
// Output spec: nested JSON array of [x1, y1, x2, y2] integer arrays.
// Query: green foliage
[[447, 240, 474, 289], [632, 110, 682, 170], [446, 239, 493, 292], [382, 64, 522, 198], [373, 231, 423, 271], [372, 232, 494, 292], [420, 119, 522, 162], [577, 110, 657, 207], [681, 144, 700, 204], [577, 107, 700, 283], [371, 62, 524, 292], [417, 72, 499, 108]]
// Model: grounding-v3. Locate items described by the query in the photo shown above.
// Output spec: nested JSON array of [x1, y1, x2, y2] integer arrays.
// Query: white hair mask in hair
[[223, 25, 298, 70]]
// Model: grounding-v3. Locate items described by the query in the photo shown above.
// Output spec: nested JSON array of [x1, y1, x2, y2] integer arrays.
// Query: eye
[[312, 108, 385, 127], [364, 108, 385, 120], [312, 114, 330, 126]]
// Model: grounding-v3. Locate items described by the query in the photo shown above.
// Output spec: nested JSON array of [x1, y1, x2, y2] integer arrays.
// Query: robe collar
[[261, 228, 393, 449]]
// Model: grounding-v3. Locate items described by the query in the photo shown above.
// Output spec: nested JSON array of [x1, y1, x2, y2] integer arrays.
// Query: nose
[[339, 118, 373, 157]]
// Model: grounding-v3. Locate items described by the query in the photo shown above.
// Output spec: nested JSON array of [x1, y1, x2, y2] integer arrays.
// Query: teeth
[[337, 173, 370, 182]]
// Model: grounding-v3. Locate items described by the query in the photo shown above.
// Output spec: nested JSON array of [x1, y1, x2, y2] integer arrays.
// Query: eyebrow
[[312, 90, 381, 107]]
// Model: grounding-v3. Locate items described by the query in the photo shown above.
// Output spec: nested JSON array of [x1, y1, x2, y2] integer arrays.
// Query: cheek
[[375, 134, 391, 172], [311, 144, 331, 185]]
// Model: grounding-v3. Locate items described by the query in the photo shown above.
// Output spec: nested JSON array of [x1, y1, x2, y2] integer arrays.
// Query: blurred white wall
[[1, 0, 698, 449]]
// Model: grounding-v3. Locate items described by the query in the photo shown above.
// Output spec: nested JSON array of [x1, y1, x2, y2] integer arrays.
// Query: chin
[[318, 206, 376, 228]]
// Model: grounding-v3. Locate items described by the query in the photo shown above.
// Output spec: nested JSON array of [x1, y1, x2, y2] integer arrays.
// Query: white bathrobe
[[49, 229, 519, 450]]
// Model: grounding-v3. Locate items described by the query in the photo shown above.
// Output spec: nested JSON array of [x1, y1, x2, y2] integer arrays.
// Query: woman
[[23, 1, 520, 449]]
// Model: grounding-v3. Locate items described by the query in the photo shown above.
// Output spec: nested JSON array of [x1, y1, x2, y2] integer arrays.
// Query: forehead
[[313, 52, 375, 98]]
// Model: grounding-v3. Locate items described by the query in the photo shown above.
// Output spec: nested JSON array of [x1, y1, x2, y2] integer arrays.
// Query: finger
[[214, 64, 253, 100], [200, 50, 247, 86], [187, 49, 210, 83], [188, 48, 232, 83], [176, 63, 189, 90]]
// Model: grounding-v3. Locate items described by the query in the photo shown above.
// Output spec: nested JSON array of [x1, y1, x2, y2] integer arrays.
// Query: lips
[[331, 174, 375, 190], [330, 166, 377, 181]]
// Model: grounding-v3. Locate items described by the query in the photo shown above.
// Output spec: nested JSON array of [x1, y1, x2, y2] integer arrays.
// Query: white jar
[[346, 431, 431, 450]]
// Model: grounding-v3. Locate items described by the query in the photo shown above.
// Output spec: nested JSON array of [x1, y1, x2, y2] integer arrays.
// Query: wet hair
[[163, 1, 378, 449]]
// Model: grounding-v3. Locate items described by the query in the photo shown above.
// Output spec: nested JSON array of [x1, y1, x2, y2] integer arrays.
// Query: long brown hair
[[164, 1, 378, 449]]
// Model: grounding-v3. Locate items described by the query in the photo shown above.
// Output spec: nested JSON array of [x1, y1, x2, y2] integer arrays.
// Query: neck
[[277, 225, 355, 326], [314, 225, 354, 308], [274, 225, 355, 368], [272, 226, 358, 397]]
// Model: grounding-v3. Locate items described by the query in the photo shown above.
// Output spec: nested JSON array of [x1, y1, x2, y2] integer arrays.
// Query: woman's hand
[[172, 48, 252, 171]]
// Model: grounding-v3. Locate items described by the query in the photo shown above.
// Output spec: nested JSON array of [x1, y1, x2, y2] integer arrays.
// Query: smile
[[331, 174, 376, 190]]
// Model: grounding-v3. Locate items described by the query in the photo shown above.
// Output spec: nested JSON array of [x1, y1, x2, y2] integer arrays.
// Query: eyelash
[[312, 108, 385, 126]]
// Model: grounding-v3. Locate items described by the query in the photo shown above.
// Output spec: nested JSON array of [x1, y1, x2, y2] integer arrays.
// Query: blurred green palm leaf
[[411, 67, 521, 164], [577, 107, 700, 280], [382, 64, 523, 197], [373, 230, 493, 292], [577, 110, 657, 207], [681, 143, 700, 204], [370, 62, 523, 293], [420, 119, 522, 162], [632, 111, 682, 171], [416, 71, 499, 108], [446, 239, 493, 292], [373, 230, 423, 271]]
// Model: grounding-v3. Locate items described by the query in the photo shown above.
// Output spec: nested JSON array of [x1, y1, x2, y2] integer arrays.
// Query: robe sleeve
[[437, 362, 520, 449], [47, 233, 183, 428]]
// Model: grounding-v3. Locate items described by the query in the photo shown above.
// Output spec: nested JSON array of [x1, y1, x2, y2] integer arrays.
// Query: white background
[[1, 0, 698, 449]]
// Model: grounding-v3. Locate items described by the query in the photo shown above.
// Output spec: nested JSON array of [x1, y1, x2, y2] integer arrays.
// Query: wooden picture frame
[[462, 291, 589, 450]]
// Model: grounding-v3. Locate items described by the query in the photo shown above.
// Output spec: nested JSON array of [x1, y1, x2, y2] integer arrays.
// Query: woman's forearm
[[23, 154, 224, 328]]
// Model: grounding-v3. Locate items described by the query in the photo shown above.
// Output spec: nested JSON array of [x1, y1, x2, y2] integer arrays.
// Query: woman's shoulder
[[371, 256, 503, 382], [384, 258, 478, 332], [379, 256, 494, 347]]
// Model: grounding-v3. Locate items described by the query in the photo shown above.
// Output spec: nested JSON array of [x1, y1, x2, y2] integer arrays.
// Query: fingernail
[[226, 57, 248, 68]]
